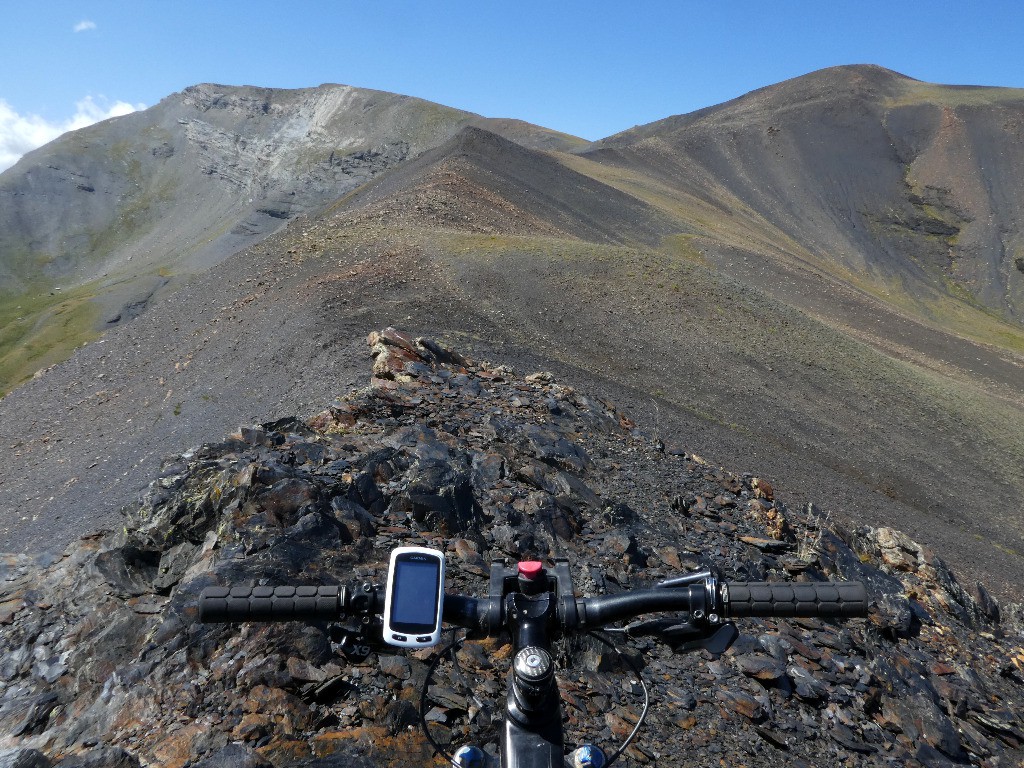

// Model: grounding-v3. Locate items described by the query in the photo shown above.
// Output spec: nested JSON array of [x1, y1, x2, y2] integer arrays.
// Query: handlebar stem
[[506, 592, 555, 651], [502, 588, 564, 768]]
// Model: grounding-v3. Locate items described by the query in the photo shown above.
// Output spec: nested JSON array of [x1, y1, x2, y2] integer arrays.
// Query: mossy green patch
[[662, 234, 710, 266], [0, 284, 101, 396], [86, 170, 177, 261], [994, 542, 1021, 558], [885, 82, 1024, 109]]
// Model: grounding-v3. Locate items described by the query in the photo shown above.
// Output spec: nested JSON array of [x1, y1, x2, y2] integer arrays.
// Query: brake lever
[[621, 616, 738, 655], [672, 623, 738, 655]]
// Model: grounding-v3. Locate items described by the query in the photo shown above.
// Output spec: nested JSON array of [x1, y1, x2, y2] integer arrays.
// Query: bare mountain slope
[[2, 68, 1024, 605], [2, 148, 1024, 601], [333, 126, 679, 244], [0, 83, 584, 294], [0, 84, 585, 393], [584, 64, 1024, 330]]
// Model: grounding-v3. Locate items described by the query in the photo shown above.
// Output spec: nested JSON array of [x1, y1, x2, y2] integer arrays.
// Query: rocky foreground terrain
[[1, 330, 1022, 767]]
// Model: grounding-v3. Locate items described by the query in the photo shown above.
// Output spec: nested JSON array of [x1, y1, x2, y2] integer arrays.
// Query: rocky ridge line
[[1, 329, 1022, 767]]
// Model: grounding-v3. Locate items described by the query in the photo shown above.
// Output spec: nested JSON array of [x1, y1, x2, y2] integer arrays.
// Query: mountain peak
[[3, 67, 1024, 621], [596, 65, 919, 146], [796, 62, 918, 85]]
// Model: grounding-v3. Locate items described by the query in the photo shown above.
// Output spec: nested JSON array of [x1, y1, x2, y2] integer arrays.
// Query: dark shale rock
[[715, 689, 766, 721], [734, 653, 787, 681], [52, 748, 141, 768], [973, 582, 1000, 623], [0, 693, 59, 737], [1, 329, 1022, 768], [818, 530, 915, 637], [394, 457, 483, 535], [151, 540, 200, 592], [520, 424, 590, 472], [377, 654, 412, 680], [383, 699, 420, 736], [189, 744, 273, 768], [92, 546, 161, 597], [787, 663, 829, 701], [0, 751, 52, 768], [1003, 602, 1024, 638], [330, 497, 376, 539], [470, 452, 504, 491]]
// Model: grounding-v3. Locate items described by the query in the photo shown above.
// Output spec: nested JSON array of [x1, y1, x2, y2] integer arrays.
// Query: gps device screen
[[390, 558, 441, 628]]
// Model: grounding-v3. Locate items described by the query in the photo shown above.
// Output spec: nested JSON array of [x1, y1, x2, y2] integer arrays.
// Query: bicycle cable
[[420, 627, 466, 764], [584, 630, 650, 767]]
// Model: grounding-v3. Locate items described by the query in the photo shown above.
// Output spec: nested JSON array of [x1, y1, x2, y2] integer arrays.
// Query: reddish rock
[[751, 477, 774, 500], [715, 689, 766, 721]]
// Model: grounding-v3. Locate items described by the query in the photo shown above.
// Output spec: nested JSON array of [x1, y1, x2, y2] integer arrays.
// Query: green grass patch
[[886, 82, 1024, 109], [435, 229, 616, 261], [662, 233, 710, 266], [0, 285, 100, 397], [994, 542, 1021, 558], [87, 171, 176, 260]]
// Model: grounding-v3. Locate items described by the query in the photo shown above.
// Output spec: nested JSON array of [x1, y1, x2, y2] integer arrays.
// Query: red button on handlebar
[[518, 561, 543, 580]]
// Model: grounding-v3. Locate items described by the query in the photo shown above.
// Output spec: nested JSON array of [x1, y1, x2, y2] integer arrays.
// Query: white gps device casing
[[382, 546, 446, 648]]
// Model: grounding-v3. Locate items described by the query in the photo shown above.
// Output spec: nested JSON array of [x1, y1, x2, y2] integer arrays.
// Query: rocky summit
[[1, 330, 1023, 768]]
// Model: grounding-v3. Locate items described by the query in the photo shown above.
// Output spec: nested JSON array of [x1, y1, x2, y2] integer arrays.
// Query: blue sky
[[2, 0, 1023, 170]]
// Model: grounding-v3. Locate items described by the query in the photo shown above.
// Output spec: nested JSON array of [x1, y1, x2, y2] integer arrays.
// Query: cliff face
[[1, 331, 1022, 766]]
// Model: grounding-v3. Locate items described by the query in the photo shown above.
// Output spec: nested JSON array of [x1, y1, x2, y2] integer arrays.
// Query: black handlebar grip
[[199, 585, 344, 622], [724, 581, 867, 618]]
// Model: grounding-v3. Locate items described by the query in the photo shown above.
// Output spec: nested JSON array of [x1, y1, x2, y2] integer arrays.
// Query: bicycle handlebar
[[725, 581, 867, 618], [199, 585, 346, 622], [199, 578, 868, 627], [576, 585, 710, 627], [197, 564, 868, 768]]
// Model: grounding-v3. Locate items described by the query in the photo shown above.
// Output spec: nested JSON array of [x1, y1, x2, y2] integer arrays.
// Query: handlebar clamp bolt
[[693, 609, 705, 620], [572, 745, 607, 768], [708, 613, 720, 624], [514, 647, 553, 680]]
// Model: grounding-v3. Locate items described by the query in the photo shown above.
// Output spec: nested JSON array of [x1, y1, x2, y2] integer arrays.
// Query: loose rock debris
[[1, 329, 1022, 767]]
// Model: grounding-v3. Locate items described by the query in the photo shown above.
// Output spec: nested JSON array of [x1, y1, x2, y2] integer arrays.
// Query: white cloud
[[0, 96, 146, 173], [73, 20, 97, 33]]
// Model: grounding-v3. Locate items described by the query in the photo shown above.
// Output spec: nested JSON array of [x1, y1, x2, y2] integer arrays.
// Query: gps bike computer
[[383, 546, 446, 648]]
